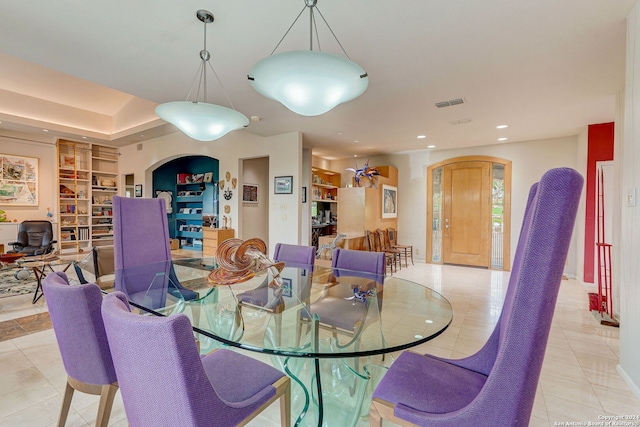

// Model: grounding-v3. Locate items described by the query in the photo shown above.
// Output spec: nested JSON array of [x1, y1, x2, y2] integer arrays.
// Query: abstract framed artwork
[[0, 154, 38, 206], [243, 184, 259, 203], [382, 184, 397, 218]]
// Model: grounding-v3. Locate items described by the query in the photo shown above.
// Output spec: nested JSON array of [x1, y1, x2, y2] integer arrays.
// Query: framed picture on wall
[[134, 184, 142, 197], [204, 172, 213, 183], [0, 154, 38, 206], [274, 176, 293, 194], [243, 184, 259, 203], [281, 278, 292, 297], [382, 184, 398, 218]]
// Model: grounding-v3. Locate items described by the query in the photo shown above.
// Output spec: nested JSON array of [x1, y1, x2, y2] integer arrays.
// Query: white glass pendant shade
[[249, 50, 368, 116], [155, 101, 249, 141]]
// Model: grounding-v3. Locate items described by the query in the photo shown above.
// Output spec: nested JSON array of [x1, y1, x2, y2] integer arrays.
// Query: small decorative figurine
[[346, 161, 380, 187]]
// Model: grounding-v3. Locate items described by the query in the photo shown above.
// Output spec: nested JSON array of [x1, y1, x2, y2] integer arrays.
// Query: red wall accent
[[584, 122, 614, 283]]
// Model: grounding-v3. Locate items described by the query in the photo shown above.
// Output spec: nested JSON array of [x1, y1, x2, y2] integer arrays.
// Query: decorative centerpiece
[[208, 238, 285, 289]]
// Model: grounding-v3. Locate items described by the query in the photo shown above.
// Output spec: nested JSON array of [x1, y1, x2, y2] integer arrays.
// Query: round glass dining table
[[114, 257, 453, 427]]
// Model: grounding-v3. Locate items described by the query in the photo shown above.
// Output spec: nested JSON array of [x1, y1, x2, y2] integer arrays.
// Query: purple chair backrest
[[448, 167, 583, 423], [273, 243, 315, 267], [331, 248, 385, 276], [101, 291, 261, 426], [113, 196, 184, 304], [113, 196, 172, 270], [42, 271, 117, 385]]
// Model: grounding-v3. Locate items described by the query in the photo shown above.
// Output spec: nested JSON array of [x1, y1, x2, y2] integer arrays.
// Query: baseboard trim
[[617, 364, 640, 399]]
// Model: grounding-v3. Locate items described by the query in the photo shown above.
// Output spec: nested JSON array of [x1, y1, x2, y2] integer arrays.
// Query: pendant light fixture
[[248, 0, 368, 116], [155, 10, 249, 141]]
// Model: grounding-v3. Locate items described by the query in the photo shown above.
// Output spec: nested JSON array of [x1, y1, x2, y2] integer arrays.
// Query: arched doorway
[[427, 156, 512, 270]]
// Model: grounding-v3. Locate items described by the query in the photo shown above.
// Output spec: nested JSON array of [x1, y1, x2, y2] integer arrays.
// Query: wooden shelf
[[57, 140, 119, 253]]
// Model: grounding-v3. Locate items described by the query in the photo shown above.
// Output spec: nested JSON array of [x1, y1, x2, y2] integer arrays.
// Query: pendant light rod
[[201, 11, 210, 103]]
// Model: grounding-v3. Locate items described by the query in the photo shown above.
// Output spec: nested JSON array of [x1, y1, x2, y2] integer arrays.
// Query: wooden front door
[[442, 161, 491, 267]]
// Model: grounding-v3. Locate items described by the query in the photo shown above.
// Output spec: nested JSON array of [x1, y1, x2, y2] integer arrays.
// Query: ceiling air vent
[[435, 98, 466, 108], [449, 118, 473, 125]]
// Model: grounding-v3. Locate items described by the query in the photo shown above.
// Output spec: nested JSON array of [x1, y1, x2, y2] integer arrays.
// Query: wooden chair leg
[[279, 377, 291, 427], [57, 380, 75, 427], [96, 383, 119, 427]]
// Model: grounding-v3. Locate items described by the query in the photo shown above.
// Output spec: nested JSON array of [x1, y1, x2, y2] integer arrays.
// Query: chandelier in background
[[155, 10, 248, 141], [248, 0, 369, 116]]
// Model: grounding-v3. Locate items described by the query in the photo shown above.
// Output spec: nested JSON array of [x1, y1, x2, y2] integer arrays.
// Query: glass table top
[[113, 257, 453, 358]]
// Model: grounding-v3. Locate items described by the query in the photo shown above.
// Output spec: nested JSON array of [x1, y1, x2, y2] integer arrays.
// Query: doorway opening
[[427, 156, 512, 270]]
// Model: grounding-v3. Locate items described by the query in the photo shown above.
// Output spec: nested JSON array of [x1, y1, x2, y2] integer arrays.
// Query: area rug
[[0, 268, 37, 298]]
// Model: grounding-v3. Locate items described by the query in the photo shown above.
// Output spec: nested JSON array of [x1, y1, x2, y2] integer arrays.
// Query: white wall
[[118, 129, 304, 256], [241, 157, 269, 244], [0, 133, 58, 222], [618, 2, 640, 398]]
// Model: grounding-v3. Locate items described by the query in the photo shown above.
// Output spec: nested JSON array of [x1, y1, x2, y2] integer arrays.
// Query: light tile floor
[[0, 261, 638, 426]]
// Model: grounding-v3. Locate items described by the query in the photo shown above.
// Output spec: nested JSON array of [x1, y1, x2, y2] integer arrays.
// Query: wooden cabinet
[[57, 140, 118, 254], [337, 165, 398, 239], [202, 228, 235, 257]]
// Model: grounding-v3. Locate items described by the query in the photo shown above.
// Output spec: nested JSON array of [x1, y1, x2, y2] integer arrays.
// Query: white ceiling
[[0, 0, 635, 159]]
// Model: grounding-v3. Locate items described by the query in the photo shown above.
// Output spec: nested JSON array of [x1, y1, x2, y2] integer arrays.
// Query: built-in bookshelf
[[175, 174, 205, 250], [57, 140, 118, 254]]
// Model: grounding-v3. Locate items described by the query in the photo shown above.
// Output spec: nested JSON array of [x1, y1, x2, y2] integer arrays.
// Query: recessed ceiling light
[[42, 129, 48, 132], [82, 136, 87, 139], [417, 135, 426, 139], [337, 132, 343, 135], [498, 137, 508, 141], [496, 124, 508, 129], [427, 145, 436, 148], [354, 140, 359, 143]]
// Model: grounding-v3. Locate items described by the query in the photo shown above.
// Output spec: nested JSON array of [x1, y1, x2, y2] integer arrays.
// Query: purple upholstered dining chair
[[297, 248, 386, 344], [237, 243, 315, 320], [112, 196, 197, 308], [42, 271, 118, 427], [331, 248, 385, 276], [101, 291, 291, 427], [273, 242, 316, 267], [370, 167, 584, 427]]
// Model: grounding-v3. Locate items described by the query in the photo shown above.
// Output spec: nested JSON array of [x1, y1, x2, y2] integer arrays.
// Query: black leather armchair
[[7, 220, 57, 256]]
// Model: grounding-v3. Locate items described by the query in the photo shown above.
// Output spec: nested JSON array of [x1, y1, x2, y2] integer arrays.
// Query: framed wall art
[[243, 184, 259, 203], [135, 184, 142, 197], [281, 278, 292, 297], [382, 184, 398, 218], [0, 154, 38, 206], [274, 176, 293, 194]]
